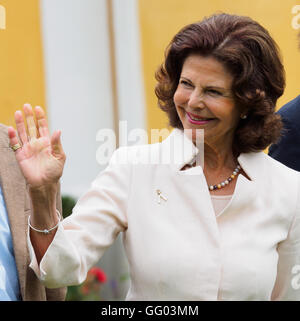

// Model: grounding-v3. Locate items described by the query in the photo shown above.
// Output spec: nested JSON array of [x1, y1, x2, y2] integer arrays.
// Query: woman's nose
[[187, 89, 205, 109]]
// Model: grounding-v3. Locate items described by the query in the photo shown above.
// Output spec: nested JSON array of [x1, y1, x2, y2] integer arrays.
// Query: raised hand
[[8, 104, 66, 188]]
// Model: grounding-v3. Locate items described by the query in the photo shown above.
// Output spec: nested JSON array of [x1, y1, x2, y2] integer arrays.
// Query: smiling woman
[[155, 14, 284, 156]]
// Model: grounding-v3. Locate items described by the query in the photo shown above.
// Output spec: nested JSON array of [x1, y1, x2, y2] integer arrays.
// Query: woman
[[8, 13, 300, 300]]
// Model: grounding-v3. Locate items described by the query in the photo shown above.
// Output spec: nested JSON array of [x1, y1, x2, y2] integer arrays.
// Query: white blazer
[[28, 128, 300, 300]]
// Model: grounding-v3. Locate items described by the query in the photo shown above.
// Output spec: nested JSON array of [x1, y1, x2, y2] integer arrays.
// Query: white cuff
[[27, 222, 64, 284]]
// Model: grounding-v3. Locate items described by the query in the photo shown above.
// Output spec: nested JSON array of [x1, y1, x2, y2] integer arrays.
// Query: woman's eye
[[207, 89, 222, 96], [180, 80, 192, 87]]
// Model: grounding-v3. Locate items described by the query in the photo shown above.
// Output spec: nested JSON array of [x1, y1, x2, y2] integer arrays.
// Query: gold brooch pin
[[156, 189, 167, 204]]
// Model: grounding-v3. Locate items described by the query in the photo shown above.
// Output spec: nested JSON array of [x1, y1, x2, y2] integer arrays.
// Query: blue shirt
[[0, 185, 21, 300]]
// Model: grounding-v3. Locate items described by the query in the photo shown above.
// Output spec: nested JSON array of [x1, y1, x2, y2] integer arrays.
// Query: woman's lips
[[185, 111, 216, 125]]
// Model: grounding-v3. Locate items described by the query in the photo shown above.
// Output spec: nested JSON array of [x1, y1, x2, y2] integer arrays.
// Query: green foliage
[[61, 195, 77, 218]]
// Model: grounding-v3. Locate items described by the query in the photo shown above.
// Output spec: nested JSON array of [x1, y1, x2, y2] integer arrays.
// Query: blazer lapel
[[0, 143, 28, 300], [162, 129, 265, 219], [217, 152, 265, 218]]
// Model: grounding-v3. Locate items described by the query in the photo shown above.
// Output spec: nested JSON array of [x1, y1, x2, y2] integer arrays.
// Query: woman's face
[[173, 54, 241, 148]]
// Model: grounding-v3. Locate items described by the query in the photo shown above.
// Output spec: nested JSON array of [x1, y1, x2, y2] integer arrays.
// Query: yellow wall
[[138, 0, 300, 135], [0, 0, 45, 127]]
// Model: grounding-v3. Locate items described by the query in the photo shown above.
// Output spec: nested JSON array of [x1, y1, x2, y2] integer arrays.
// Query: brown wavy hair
[[155, 13, 285, 154]]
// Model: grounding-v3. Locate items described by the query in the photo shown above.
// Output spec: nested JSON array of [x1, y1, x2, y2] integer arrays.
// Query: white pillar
[[113, 0, 146, 136]]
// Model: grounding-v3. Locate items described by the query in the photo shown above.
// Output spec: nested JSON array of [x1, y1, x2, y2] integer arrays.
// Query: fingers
[[35, 106, 50, 138], [13, 104, 61, 159], [51, 130, 65, 160], [14, 110, 28, 145], [7, 126, 22, 155], [14, 104, 50, 145], [8, 126, 18, 144], [23, 104, 38, 141]]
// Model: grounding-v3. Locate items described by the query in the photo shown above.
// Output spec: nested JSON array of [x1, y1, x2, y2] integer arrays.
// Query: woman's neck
[[203, 142, 237, 172]]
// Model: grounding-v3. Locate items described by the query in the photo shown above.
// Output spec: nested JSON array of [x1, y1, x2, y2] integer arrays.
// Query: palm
[[8, 105, 66, 188], [16, 137, 64, 187]]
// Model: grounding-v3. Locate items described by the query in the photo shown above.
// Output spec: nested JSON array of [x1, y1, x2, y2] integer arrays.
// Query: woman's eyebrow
[[205, 85, 228, 91], [180, 76, 192, 82]]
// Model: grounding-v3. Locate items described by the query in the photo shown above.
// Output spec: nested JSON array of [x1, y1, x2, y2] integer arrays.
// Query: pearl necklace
[[208, 164, 241, 191]]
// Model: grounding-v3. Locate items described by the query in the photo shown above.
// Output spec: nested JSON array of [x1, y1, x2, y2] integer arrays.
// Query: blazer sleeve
[[28, 147, 131, 289], [271, 175, 300, 300]]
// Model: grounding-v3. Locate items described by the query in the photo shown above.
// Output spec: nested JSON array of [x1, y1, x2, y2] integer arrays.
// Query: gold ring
[[11, 143, 21, 152]]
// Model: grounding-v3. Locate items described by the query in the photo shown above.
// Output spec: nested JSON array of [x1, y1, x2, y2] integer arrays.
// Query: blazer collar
[[161, 128, 200, 172], [162, 127, 265, 181], [237, 152, 267, 183]]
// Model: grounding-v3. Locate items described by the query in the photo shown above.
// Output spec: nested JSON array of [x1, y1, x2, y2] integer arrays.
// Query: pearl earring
[[241, 114, 247, 119]]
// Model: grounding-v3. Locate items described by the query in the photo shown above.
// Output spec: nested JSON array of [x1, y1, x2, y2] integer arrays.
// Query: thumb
[[51, 130, 65, 159]]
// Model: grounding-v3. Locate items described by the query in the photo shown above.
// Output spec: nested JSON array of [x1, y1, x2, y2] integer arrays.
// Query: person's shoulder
[[261, 152, 300, 183], [277, 95, 300, 118], [254, 154, 300, 213]]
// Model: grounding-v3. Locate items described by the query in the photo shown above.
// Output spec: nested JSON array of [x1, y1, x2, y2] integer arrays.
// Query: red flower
[[89, 267, 107, 283]]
